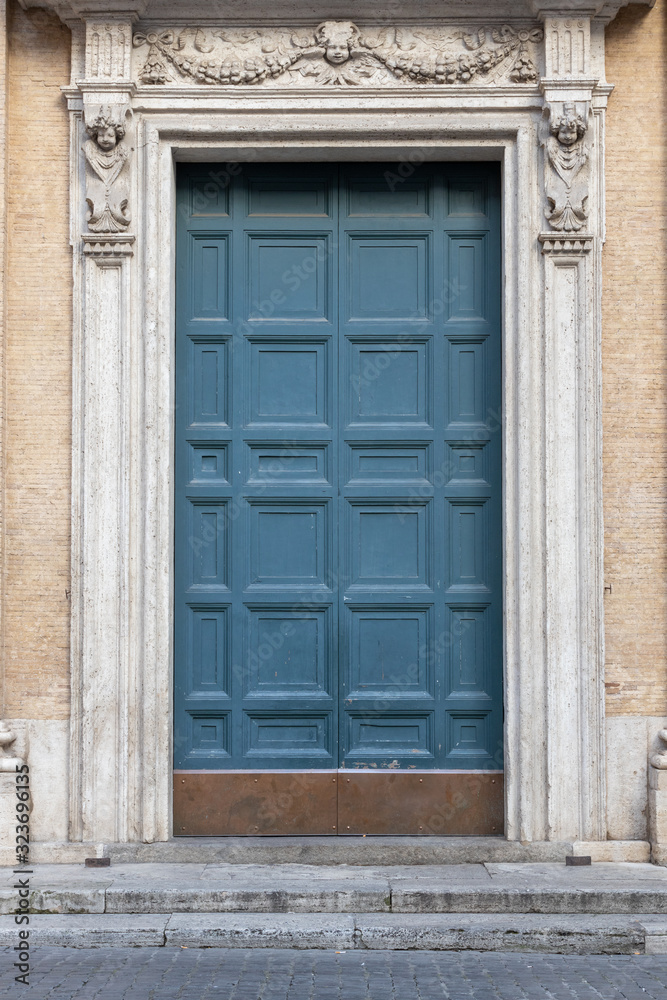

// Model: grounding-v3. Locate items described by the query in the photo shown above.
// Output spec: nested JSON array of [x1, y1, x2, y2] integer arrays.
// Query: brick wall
[[603, 0, 667, 716], [2, 2, 71, 719]]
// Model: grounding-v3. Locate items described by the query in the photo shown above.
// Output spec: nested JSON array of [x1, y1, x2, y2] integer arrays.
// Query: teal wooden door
[[174, 163, 502, 774]]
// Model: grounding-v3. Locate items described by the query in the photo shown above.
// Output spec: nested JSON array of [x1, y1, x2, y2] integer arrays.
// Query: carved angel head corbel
[[84, 105, 131, 152], [548, 100, 589, 148]]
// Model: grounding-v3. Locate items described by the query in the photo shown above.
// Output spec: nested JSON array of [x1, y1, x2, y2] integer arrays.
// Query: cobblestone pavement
[[1, 948, 667, 999]]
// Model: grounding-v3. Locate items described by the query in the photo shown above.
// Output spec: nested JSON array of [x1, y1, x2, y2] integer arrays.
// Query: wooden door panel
[[174, 163, 503, 822]]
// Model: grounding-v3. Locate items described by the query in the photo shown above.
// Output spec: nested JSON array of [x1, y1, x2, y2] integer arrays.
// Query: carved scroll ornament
[[83, 107, 131, 234], [651, 729, 667, 770], [132, 21, 543, 87], [543, 101, 590, 234]]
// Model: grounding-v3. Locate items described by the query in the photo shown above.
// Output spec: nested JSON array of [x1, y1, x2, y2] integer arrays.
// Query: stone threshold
[[0, 912, 666, 954], [0, 837, 650, 866], [1, 861, 666, 916]]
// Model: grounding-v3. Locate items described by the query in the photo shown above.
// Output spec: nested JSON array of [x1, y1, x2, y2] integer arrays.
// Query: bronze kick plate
[[174, 771, 339, 835], [174, 771, 503, 836], [338, 771, 503, 835]]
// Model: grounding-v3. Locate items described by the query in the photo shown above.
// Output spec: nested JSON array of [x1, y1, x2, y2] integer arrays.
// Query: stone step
[[2, 862, 667, 916], [1, 912, 666, 954], [18, 837, 650, 867]]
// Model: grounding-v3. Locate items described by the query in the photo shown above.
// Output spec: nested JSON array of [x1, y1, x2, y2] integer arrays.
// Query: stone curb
[[0, 913, 666, 953]]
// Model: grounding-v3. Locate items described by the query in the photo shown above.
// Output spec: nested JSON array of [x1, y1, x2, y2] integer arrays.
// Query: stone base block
[[572, 840, 651, 862]]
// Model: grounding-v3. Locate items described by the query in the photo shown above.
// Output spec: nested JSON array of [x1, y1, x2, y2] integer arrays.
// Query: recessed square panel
[[349, 502, 430, 589], [189, 175, 230, 217], [447, 180, 488, 218], [348, 341, 430, 425], [190, 340, 229, 426], [187, 714, 231, 759], [348, 236, 429, 320], [446, 444, 488, 485], [446, 607, 489, 695], [248, 180, 330, 217], [189, 235, 230, 320], [249, 502, 328, 588], [188, 443, 230, 484], [446, 712, 493, 761], [347, 714, 433, 757], [347, 608, 431, 695], [447, 236, 487, 322], [248, 236, 330, 320], [346, 179, 430, 217], [185, 606, 230, 695], [448, 341, 485, 426], [244, 714, 331, 758], [246, 609, 330, 696], [347, 444, 429, 485], [448, 501, 488, 590], [188, 502, 230, 589], [249, 341, 328, 426], [247, 444, 329, 484]]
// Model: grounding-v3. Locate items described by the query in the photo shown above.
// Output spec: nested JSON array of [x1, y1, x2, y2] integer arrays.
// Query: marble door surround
[[19, 0, 653, 848]]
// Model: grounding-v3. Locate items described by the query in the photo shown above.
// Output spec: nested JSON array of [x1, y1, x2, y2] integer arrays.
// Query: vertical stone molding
[[650, 730, 667, 866], [535, 11, 606, 841], [540, 241, 604, 840], [73, 250, 133, 842], [69, 16, 137, 843]]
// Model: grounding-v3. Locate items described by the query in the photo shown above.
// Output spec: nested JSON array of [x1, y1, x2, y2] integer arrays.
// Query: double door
[[174, 162, 503, 834]]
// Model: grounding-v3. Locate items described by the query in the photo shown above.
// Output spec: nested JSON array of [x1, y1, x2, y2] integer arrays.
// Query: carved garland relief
[[132, 21, 543, 87]]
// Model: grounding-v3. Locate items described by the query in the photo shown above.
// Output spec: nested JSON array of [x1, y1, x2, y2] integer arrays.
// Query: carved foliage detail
[[543, 101, 590, 234], [132, 22, 543, 87], [83, 107, 132, 235]]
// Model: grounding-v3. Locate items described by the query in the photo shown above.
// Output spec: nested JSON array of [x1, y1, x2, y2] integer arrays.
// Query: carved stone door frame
[[58, 6, 622, 846]]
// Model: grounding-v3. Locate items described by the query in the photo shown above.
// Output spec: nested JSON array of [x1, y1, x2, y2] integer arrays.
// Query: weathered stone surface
[[354, 913, 646, 954], [166, 913, 356, 949], [0, 911, 659, 954], [0, 861, 665, 915], [573, 840, 650, 862], [0, 913, 168, 946], [104, 837, 572, 866]]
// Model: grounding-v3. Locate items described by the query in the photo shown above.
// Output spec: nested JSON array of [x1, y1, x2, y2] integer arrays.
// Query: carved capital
[[85, 20, 133, 81], [651, 729, 667, 770], [82, 233, 135, 258], [538, 232, 593, 254], [543, 16, 591, 79], [541, 99, 591, 235], [131, 21, 544, 88]]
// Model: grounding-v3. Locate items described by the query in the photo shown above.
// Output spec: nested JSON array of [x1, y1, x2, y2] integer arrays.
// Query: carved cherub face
[[87, 114, 125, 152], [557, 117, 580, 147], [315, 21, 358, 64], [95, 125, 118, 151], [552, 107, 586, 148]]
